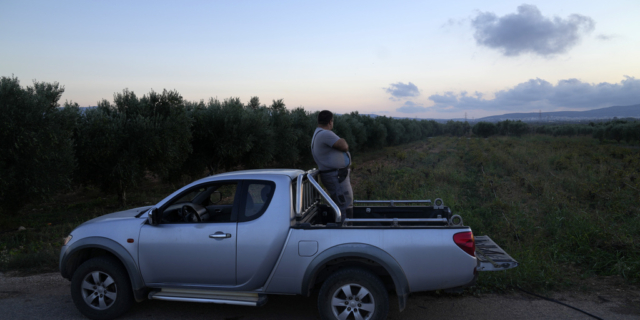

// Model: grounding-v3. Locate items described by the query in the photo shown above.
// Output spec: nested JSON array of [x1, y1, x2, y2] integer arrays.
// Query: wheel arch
[[302, 243, 410, 312], [60, 237, 146, 302]]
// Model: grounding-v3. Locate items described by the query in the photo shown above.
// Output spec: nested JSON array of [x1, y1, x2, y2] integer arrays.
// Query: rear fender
[[302, 243, 410, 312]]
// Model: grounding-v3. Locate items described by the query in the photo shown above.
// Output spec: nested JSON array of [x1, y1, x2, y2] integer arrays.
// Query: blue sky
[[1, 0, 639, 118]]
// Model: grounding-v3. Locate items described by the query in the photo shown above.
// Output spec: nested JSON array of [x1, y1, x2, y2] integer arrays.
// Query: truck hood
[[80, 206, 151, 225]]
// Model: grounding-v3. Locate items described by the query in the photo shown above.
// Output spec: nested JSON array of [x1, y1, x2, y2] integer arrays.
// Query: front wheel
[[318, 268, 389, 320], [70, 256, 134, 320]]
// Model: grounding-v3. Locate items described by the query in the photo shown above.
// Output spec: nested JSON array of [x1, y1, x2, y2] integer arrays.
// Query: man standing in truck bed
[[311, 110, 353, 220]]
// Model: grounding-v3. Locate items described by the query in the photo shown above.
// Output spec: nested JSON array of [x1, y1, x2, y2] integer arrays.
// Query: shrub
[[444, 120, 470, 136], [473, 122, 497, 138], [509, 120, 529, 137], [0, 76, 78, 212]]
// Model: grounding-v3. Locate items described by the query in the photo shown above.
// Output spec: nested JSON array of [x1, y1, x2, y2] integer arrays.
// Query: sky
[[1, 0, 639, 119]]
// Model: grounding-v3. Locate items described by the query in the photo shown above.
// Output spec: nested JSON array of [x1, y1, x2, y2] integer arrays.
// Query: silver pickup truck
[[60, 169, 518, 320]]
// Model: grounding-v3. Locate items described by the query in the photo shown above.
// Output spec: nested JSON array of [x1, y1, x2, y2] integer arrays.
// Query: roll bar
[[295, 169, 342, 223]]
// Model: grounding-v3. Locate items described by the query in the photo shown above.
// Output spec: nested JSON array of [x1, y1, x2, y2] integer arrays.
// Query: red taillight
[[453, 232, 475, 257]]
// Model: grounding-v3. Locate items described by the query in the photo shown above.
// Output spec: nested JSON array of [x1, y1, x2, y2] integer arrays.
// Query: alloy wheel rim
[[330, 283, 375, 320], [80, 271, 117, 310]]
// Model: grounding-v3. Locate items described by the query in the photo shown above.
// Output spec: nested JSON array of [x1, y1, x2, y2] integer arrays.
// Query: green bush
[[0, 76, 78, 212], [472, 121, 497, 138], [444, 120, 470, 136]]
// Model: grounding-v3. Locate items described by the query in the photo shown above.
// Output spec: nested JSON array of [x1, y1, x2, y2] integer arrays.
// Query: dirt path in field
[[1, 272, 639, 320]]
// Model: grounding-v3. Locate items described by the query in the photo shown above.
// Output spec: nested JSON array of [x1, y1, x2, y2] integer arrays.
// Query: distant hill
[[365, 104, 640, 123], [79, 106, 97, 114], [361, 114, 464, 123], [476, 104, 640, 122]]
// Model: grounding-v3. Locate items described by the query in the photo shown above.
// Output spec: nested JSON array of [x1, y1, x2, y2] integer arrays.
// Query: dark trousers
[[320, 169, 353, 219]]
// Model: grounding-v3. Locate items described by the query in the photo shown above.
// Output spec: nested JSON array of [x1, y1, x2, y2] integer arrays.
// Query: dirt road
[[1, 272, 638, 320]]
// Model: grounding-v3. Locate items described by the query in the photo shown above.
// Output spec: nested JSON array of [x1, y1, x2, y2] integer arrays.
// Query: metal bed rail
[[342, 217, 450, 227], [354, 198, 444, 209], [349, 198, 460, 226]]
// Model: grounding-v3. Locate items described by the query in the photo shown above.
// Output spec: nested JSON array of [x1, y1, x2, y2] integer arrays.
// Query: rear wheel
[[318, 268, 389, 320], [71, 256, 134, 320]]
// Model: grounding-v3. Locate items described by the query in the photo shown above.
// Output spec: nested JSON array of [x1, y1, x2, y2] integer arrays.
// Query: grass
[[350, 135, 640, 291], [1, 135, 639, 293]]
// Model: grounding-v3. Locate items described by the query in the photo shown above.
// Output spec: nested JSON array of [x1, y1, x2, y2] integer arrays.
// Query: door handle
[[209, 232, 231, 239]]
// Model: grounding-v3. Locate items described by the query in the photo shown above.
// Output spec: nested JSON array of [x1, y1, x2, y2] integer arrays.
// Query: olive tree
[[443, 120, 469, 137], [290, 107, 316, 166], [360, 115, 387, 150], [197, 98, 274, 171], [344, 112, 368, 152], [0, 76, 78, 212], [239, 106, 275, 168], [509, 120, 530, 137], [377, 116, 403, 146], [181, 99, 219, 177], [473, 122, 497, 138], [75, 89, 191, 206], [269, 107, 300, 167]]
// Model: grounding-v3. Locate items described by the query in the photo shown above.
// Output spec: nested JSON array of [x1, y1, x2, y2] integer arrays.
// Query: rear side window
[[240, 181, 275, 222]]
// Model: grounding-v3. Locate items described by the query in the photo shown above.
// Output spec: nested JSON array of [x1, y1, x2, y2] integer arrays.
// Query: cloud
[[385, 82, 420, 100], [396, 101, 428, 113], [428, 76, 640, 112], [442, 18, 466, 28], [596, 34, 615, 41], [429, 92, 459, 104], [471, 4, 595, 56]]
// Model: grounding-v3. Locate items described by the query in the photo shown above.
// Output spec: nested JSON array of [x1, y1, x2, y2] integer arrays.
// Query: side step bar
[[148, 288, 268, 307], [475, 235, 519, 271]]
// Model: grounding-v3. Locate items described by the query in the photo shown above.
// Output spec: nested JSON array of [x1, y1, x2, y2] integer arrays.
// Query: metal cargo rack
[[294, 169, 464, 227], [350, 198, 463, 227]]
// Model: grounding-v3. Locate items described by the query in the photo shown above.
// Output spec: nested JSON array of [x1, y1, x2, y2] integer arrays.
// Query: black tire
[[70, 256, 134, 320], [318, 268, 389, 320]]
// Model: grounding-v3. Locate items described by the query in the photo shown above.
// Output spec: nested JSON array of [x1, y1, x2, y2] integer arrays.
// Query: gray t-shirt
[[311, 128, 351, 171]]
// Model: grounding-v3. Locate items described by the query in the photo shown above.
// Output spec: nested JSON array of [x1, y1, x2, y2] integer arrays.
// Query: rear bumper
[[443, 266, 478, 293]]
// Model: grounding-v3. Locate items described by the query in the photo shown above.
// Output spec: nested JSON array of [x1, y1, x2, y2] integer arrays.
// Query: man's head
[[318, 110, 333, 129]]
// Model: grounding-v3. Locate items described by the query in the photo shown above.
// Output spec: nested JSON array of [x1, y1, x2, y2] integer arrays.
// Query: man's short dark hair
[[318, 110, 333, 125]]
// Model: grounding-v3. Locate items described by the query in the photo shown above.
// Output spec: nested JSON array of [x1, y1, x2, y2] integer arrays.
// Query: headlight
[[63, 235, 73, 246]]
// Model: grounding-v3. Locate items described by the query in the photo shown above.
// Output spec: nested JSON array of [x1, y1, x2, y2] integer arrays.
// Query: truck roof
[[210, 168, 305, 180]]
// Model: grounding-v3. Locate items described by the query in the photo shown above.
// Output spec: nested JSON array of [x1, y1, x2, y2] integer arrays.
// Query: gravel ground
[[1, 272, 639, 320]]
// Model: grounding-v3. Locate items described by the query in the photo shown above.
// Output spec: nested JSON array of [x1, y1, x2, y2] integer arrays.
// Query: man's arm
[[332, 138, 349, 152]]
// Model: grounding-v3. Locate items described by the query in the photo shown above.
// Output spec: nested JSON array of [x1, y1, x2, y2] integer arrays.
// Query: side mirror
[[148, 208, 160, 226], [210, 191, 222, 204]]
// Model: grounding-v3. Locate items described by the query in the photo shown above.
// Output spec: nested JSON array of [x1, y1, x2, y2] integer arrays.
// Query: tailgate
[[475, 236, 519, 271]]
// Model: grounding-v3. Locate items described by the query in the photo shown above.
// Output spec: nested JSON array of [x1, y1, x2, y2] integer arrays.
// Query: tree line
[[2, 76, 638, 212], [0, 77, 464, 211], [473, 118, 640, 142], [533, 119, 640, 143]]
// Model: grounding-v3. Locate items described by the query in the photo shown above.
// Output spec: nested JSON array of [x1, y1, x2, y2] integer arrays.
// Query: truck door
[[139, 182, 240, 286]]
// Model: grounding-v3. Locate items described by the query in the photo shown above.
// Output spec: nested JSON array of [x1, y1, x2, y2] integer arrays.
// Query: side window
[[241, 181, 275, 222], [174, 188, 205, 204], [214, 184, 237, 206], [160, 182, 239, 224]]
